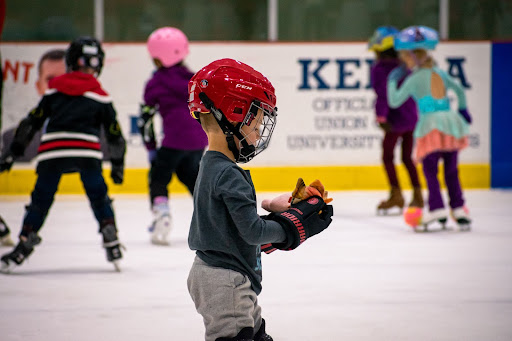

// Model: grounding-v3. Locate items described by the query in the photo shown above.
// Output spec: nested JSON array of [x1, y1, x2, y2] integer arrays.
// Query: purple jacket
[[371, 59, 418, 133], [144, 65, 208, 150]]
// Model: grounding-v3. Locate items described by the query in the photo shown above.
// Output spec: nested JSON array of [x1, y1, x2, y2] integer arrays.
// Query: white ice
[[1, 190, 511, 341]]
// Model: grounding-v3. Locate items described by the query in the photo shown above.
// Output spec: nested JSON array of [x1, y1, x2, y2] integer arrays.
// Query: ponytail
[[413, 49, 435, 68]]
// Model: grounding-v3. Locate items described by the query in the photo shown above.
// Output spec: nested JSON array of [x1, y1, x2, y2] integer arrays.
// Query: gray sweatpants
[[187, 256, 262, 341]]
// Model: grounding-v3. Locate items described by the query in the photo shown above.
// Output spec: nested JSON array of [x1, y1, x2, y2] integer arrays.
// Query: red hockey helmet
[[188, 58, 278, 163], [188, 58, 276, 122]]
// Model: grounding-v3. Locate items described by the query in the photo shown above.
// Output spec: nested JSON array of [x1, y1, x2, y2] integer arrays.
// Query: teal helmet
[[394, 26, 439, 51]]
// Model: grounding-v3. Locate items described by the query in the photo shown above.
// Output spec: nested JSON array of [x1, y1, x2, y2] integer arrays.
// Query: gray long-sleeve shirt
[[188, 151, 286, 295]]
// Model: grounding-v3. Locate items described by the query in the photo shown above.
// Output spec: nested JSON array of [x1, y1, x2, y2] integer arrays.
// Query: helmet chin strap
[[198, 92, 255, 163]]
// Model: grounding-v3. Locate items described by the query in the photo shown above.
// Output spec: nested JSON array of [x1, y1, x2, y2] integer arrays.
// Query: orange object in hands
[[290, 178, 333, 205], [261, 178, 333, 213]]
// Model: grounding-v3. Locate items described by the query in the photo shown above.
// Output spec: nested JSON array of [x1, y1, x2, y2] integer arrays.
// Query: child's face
[[240, 108, 264, 147], [234, 102, 277, 163]]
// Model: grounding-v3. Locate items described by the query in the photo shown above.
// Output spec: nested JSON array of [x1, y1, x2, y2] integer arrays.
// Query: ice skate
[[100, 221, 123, 272], [377, 186, 404, 215], [0, 232, 41, 273], [415, 208, 448, 232], [150, 197, 172, 245], [408, 187, 424, 208], [150, 212, 172, 245], [0, 216, 14, 247], [451, 206, 471, 231]]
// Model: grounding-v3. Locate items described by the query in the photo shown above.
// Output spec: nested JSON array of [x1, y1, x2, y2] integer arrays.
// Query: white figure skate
[[150, 202, 172, 246], [451, 206, 471, 231], [415, 208, 448, 232]]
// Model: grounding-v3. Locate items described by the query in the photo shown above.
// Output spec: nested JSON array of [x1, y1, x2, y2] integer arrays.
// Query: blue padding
[[491, 42, 512, 188]]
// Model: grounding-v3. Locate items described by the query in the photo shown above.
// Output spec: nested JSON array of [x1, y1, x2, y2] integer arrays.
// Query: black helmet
[[65, 36, 105, 76]]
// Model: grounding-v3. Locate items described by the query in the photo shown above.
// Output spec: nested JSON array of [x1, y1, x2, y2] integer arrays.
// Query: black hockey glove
[[110, 160, 124, 184], [268, 196, 333, 251], [137, 104, 157, 150], [0, 152, 15, 173]]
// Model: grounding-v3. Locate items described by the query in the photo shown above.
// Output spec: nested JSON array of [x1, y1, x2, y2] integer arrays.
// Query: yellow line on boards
[[0, 164, 489, 195]]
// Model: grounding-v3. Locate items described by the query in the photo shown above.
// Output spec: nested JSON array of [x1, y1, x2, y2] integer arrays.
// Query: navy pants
[[382, 130, 420, 188], [149, 147, 203, 204], [422, 151, 464, 211], [21, 167, 114, 237]]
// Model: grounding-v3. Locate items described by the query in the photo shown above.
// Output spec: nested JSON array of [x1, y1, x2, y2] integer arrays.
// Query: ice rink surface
[[1, 189, 511, 341]]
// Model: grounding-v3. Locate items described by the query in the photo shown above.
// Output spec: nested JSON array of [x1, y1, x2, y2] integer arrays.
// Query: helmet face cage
[[236, 101, 277, 163]]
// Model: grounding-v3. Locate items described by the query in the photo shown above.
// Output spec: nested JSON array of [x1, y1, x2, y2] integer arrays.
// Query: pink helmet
[[147, 27, 189, 67]]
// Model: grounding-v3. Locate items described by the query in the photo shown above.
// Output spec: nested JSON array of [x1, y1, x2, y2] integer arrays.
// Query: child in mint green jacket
[[387, 26, 472, 231]]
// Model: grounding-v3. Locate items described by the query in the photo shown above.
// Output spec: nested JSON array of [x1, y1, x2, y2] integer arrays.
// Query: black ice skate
[[100, 220, 123, 272], [0, 232, 41, 273], [0, 216, 15, 247]]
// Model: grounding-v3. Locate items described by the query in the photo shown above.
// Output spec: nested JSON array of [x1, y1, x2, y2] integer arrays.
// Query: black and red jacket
[[20, 71, 125, 166]]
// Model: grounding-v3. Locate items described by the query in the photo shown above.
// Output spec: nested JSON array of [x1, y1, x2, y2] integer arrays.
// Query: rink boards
[[0, 41, 504, 193]]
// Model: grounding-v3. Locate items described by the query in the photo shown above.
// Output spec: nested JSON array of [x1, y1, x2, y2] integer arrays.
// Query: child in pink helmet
[[138, 27, 208, 245]]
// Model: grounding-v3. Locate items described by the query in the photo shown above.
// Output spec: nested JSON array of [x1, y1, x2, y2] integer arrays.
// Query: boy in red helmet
[[187, 58, 334, 341]]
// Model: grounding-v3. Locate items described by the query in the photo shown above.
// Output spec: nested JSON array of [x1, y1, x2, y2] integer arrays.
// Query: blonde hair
[[413, 49, 435, 68]]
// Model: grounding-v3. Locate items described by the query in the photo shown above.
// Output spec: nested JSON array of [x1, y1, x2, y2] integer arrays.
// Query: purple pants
[[422, 151, 464, 211], [382, 131, 420, 188]]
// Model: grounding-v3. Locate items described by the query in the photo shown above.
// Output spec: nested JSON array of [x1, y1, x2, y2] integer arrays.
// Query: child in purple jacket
[[369, 26, 423, 214], [138, 27, 208, 245]]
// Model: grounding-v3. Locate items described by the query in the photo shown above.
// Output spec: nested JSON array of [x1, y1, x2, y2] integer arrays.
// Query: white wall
[[1, 42, 490, 168]]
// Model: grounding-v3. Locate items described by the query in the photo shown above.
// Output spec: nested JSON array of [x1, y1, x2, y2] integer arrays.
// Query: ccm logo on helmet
[[236, 84, 252, 90]]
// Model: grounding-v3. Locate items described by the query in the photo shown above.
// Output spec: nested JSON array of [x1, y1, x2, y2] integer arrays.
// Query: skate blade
[[414, 223, 453, 233], [377, 207, 403, 216], [151, 237, 170, 246], [412, 223, 432, 232], [457, 223, 471, 232]]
